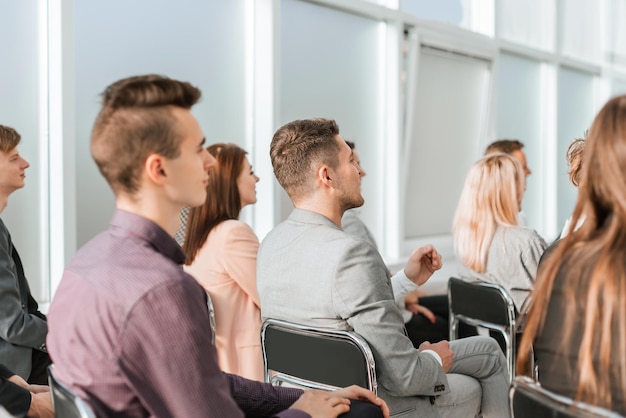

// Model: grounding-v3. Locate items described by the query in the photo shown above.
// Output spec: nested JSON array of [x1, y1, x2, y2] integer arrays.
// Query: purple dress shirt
[[47, 209, 306, 418]]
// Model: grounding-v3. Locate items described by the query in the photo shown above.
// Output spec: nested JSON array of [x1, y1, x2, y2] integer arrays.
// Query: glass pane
[[610, 0, 626, 67], [560, 0, 603, 63], [279, 0, 383, 242], [613, 79, 626, 96], [400, 0, 464, 26], [0, 2, 46, 301], [557, 67, 596, 237], [497, 0, 555, 51], [74, 0, 246, 247], [495, 53, 544, 236], [404, 48, 491, 238]]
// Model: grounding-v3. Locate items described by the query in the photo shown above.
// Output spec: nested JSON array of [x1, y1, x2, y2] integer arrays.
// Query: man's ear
[[145, 153, 167, 185], [317, 165, 333, 188]]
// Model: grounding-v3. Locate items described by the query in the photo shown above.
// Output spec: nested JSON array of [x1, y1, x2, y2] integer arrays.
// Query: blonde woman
[[452, 153, 547, 310], [518, 95, 626, 414]]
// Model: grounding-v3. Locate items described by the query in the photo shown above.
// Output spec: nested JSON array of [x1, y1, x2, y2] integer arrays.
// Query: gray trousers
[[435, 336, 511, 418]]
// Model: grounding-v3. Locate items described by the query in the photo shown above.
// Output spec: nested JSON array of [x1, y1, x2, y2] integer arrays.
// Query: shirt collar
[[110, 209, 186, 265]]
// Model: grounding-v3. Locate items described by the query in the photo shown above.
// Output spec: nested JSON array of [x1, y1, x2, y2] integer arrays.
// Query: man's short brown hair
[[484, 139, 525, 155], [270, 118, 341, 200], [0, 125, 21, 153], [91, 74, 202, 195]]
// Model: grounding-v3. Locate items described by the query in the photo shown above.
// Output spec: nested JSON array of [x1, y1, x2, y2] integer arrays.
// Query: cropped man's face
[[511, 149, 531, 178], [0, 146, 29, 196], [161, 107, 214, 209], [334, 136, 365, 212]]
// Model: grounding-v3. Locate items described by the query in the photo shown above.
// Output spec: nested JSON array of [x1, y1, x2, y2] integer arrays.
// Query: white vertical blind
[[404, 47, 491, 238]]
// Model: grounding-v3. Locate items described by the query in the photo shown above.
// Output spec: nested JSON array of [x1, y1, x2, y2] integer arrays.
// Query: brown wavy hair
[[517, 95, 626, 410], [183, 143, 247, 264]]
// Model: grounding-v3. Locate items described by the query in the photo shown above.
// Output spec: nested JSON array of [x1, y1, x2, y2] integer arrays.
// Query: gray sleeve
[[0, 223, 47, 349], [520, 232, 548, 284], [332, 241, 447, 397]]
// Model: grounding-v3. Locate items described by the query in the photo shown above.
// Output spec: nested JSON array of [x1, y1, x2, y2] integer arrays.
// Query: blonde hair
[[518, 95, 626, 410], [453, 153, 524, 272]]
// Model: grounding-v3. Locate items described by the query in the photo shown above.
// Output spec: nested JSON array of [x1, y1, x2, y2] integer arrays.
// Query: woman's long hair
[[452, 153, 524, 272], [517, 95, 626, 410], [183, 143, 247, 265]]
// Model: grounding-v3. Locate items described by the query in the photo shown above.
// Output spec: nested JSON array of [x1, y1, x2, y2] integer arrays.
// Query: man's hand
[[404, 245, 442, 286], [295, 386, 389, 418], [27, 391, 53, 418], [332, 385, 389, 418], [27, 384, 50, 394], [289, 390, 350, 418], [419, 340, 453, 373], [8, 373, 28, 388], [403, 290, 436, 323]]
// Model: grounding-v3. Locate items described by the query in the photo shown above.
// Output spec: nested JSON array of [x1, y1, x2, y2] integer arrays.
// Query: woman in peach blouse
[[183, 143, 262, 381]]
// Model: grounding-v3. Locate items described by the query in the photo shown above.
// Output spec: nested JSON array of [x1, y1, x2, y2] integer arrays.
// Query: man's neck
[[294, 195, 344, 228], [0, 194, 9, 214], [116, 193, 181, 236]]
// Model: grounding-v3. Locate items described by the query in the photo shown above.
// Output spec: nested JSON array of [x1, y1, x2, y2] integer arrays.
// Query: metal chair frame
[[47, 365, 96, 418], [261, 318, 377, 394], [510, 376, 623, 418], [448, 277, 517, 381]]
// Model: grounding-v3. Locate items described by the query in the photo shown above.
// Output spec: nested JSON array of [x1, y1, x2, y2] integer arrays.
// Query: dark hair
[[270, 118, 341, 200], [0, 125, 21, 153], [91, 74, 202, 195], [484, 139, 525, 155], [183, 143, 247, 264]]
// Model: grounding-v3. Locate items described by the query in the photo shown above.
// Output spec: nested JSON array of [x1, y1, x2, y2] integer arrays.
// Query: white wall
[[74, 0, 246, 247], [0, 1, 47, 301]]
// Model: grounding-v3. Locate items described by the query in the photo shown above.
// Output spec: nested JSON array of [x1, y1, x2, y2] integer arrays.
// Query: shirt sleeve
[[0, 223, 47, 350], [390, 269, 419, 322], [223, 222, 261, 307], [119, 278, 245, 417], [226, 373, 309, 417], [0, 377, 31, 418]]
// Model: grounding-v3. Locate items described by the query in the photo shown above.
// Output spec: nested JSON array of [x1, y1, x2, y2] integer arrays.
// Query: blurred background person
[[518, 95, 626, 414], [184, 143, 263, 381], [484, 139, 531, 227], [559, 136, 586, 238]]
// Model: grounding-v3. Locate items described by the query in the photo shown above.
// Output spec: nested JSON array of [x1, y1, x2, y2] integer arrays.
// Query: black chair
[[261, 318, 377, 394], [448, 277, 517, 380], [47, 365, 96, 418], [510, 376, 622, 417]]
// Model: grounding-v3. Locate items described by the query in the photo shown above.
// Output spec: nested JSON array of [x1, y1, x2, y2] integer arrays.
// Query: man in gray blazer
[[0, 126, 49, 384], [257, 118, 511, 418]]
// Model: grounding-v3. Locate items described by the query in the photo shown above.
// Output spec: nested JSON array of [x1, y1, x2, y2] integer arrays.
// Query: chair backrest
[[448, 277, 518, 380], [448, 277, 516, 327], [510, 376, 622, 418], [261, 318, 377, 394], [48, 365, 97, 418]]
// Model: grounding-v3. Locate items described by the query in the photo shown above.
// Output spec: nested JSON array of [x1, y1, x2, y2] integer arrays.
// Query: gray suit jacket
[[0, 219, 47, 379], [258, 209, 448, 417]]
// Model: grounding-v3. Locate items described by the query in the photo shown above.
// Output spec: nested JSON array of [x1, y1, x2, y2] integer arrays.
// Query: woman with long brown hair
[[518, 95, 626, 413], [183, 143, 263, 381]]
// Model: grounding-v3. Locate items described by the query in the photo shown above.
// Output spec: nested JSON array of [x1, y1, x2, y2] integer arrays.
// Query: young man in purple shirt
[[46, 75, 388, 418]]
